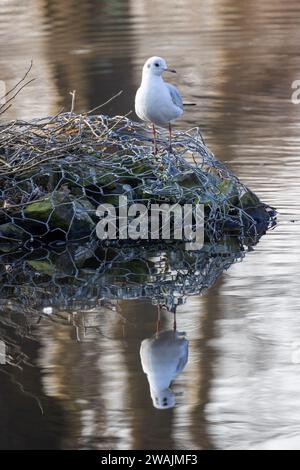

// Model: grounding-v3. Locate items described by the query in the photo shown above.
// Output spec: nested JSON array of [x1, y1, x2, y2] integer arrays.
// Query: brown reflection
[[206, 0, 300, 164], [40, 0, 135, 114], [189, 281, 223, 450], [0, 307, 66, 450], [39, 309, 119, 449]]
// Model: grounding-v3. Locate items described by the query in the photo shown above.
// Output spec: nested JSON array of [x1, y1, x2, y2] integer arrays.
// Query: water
[[1, 0, 300, 450]]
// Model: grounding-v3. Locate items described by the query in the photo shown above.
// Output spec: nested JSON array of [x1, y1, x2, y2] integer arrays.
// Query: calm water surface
[[1, 0, 300, 450]]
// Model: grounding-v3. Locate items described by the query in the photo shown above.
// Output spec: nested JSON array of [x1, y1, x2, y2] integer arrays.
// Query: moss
[[206, 237, 242, 254], [14, 192, 96, 240], [217, 179, 240, 206], [27, 259, 55, 276], [0, 222, 27, 239], [24, 198, 53, 222], [239, 190, 261, 208], [107, 258, 155, 283], [173, 171, 204, 189]]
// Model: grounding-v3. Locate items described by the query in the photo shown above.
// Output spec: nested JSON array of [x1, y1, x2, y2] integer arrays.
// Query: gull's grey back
[[166, 83, 183, 111]]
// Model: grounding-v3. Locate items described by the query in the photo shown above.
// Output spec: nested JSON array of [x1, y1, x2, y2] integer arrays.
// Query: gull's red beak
[[164, 68, 177, 73]]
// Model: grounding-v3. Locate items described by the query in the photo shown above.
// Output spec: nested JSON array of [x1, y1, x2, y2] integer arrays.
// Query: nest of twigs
[[0, 67, 276, 251]]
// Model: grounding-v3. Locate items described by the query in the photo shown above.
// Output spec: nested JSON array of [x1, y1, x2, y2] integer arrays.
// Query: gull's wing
[[166, 83, 183, 111], [175, 347, 188, 374]]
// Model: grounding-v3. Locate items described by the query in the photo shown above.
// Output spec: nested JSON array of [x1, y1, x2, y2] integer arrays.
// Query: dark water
[[1, 0, 300, 450]]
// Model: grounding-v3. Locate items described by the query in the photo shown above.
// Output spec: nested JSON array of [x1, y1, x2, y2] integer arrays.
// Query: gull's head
[[150, 388, 176, 409], [143, 56, 176, 77]]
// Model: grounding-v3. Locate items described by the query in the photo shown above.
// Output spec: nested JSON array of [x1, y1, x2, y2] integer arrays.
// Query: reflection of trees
[[0, 305, 65, 449], [130, 0, 300, 166], [208, 0, 300, 163], [40, 0, 134, 114], [189, 283, 222, 450], [40, 320, 110, 449], [0, 0, 134, 120], [0, 0, 60, 120]]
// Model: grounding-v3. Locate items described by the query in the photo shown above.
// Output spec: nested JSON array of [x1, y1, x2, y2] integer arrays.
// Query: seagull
[[135, 56, 184, 154], [140, 329, 189, 409]]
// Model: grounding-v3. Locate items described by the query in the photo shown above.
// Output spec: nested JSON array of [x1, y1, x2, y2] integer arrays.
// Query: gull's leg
[[168, 122, 173, 153], [173, 310, 177, 331], [152, 123, 158, 155], [156, 305, 161, 334]]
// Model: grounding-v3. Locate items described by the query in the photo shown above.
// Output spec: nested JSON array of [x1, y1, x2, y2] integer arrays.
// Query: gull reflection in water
[[140, 315, 189, 409]]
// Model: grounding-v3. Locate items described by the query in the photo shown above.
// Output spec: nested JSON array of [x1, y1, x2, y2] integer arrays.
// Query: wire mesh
[[0, 112, 276, 249]]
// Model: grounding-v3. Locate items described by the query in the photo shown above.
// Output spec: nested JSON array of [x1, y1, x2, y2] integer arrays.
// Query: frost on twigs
[[0, 109, 276, 248]]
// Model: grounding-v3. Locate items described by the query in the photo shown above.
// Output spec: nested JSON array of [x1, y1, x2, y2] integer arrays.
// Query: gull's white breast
[[135, 79, 183, 127], [140, 330, 188, 391]]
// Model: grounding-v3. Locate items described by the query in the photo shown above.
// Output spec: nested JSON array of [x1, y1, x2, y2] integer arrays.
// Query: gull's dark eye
[[155, 63, 159, 67]]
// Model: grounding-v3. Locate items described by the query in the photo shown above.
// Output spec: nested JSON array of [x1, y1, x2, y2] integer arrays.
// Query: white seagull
[[140, 329, 189, 409], [135, 56, 184, 153]]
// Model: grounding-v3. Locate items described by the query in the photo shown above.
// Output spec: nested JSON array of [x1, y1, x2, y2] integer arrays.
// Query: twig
[[86, 90, 123, 115], [0, 79, 35, 116], [69, 90, 76, 114], [0, 60, 33, 102]]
